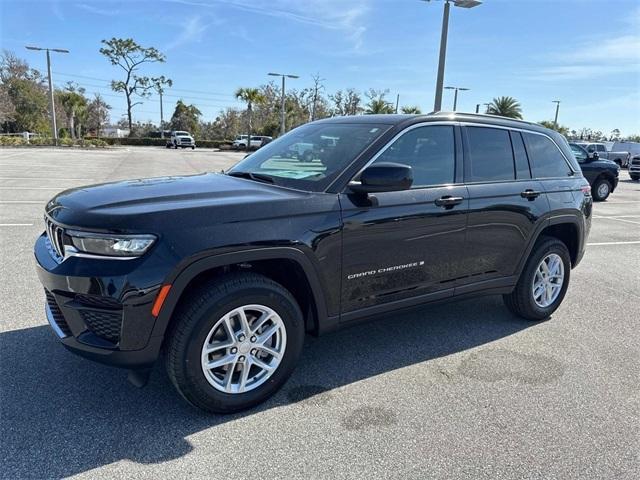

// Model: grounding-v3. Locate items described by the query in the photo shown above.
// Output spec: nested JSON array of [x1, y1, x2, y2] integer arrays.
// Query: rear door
[[461, 126, 548, 286], [523, 132, 578, 211]]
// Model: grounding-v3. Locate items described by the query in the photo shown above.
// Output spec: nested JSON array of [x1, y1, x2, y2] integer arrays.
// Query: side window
[[510, 131, 531, 179], [374, 125, 455, 187], [570, 144, 587, 163], [524, 133, 571, 178], [596, 144, 606, 152], [466, 127, 515, 182]]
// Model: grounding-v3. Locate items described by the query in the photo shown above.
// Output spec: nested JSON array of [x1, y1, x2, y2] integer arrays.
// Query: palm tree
[[235, 87, 265, 143], [365, 98, 394, 114], [401, 105, 422, 114], [486, 96, 522, 119]]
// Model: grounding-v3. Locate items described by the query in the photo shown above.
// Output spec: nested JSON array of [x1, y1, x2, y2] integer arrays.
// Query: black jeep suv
[[35, 113, 592, 413]]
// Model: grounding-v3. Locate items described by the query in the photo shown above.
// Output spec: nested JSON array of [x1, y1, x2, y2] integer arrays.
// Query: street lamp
[[444, 86, 469, 111], [552, 100, 561, 128], [268, 72, 299, 135], [25, 45, 69, 145], [422, 0, 482, 112]]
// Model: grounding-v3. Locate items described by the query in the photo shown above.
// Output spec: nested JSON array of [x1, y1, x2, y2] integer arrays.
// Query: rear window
[[524, 133, 571, 178], [466, 127, 515, 182]]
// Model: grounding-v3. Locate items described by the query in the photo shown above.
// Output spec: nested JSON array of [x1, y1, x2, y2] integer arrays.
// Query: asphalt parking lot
[[1, 146, 638, 479]]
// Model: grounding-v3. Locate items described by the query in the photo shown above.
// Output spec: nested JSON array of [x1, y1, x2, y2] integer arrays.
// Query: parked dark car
[[569, 142, 619, 201], [35, 113, 592, 413], [629, 155, 640, 181]]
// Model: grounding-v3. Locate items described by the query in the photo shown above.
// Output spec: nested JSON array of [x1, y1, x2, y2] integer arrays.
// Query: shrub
[[91, 137, 231, 148], [0, 136, 27, 146]]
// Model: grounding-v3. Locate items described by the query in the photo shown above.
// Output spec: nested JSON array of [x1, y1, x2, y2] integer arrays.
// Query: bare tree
[[99, 38, 169, 132], [310, 73, 326, 121], [330, 88, 362, 116]]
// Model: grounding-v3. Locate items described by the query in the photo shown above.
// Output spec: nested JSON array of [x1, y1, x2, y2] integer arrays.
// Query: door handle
[[520, 189, 541, 200], [435, 195, 464, 208]]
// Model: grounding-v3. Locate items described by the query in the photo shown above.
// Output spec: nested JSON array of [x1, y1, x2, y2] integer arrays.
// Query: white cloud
[[76, 3, 120, 16], [165, 16, 211, 51], [559, 34, 640, 63], [166, 0, 369, 50], [526, 32, 640, 82]]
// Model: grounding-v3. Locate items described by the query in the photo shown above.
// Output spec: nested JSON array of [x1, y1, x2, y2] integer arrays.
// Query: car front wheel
[[165, 273, 304, 413], [503, 237, 571, 321]]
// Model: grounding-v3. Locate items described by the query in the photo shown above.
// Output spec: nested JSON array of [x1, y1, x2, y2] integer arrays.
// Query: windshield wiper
[[227, 171, 275, 184]]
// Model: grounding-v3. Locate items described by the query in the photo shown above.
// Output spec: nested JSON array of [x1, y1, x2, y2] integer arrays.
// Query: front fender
[[149, 246, 332, 339]]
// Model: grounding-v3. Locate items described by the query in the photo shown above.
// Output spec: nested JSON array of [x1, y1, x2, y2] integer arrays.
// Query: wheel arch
[[152, 247, 329, 340], [515, 216, 584, 276]]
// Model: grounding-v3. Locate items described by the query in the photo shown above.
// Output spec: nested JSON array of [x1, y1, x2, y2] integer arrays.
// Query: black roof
[[315, 111, 550, 135]]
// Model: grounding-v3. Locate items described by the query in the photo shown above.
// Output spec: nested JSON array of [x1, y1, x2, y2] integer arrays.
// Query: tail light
[[581, 185, 591, 195]]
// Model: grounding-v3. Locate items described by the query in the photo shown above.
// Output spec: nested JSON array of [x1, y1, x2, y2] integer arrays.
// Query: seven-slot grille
[[45, 216, 65, 259]]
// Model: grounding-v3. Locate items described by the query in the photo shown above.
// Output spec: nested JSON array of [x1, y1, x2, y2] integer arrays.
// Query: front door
[[339, 124, 468, 315]]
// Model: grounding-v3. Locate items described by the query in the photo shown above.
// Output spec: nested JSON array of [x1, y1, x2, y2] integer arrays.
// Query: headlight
[[66, 230, 156, 257]]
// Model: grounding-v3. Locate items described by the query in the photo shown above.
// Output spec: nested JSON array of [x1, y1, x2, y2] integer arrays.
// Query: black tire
[[165, 144, 171, 149], [503, 236, 571, 321], [174, 144, 178, 149], [165, 273, 305, 413], [592, 177, 611, 201], [631, 175, 639, 181], [191, 146, 195, 150]]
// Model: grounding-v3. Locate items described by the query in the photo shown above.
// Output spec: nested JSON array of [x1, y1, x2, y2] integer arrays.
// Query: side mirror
[[590, 151, 599, 160], [349, 162, 413, 194]]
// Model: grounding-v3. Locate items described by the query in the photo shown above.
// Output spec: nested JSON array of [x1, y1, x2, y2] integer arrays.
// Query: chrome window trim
[[347, 121, 459, 187], [459, 121, 578, 175]]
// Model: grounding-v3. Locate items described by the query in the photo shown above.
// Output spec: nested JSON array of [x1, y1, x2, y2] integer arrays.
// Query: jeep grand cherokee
[[35, 112, 592, 413]]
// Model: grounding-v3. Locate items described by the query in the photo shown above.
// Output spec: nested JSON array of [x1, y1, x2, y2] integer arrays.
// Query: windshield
[[175, 131, 190, 136], [227, 122, 390, 191]]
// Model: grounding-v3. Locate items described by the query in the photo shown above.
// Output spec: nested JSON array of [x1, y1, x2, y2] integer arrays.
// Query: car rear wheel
[[503, 237, 571, 321], [592, 177, 611, 201], [165, 273, 304, 413], [631, 175, 639, 181]]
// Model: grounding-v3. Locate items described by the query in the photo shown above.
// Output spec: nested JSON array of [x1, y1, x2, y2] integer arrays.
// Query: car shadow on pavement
[[1, 295, 534, 479]]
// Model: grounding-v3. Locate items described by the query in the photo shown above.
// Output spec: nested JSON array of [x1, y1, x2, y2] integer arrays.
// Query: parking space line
[[0, 201, 43, 204], [587, 241, 640, 246], [0, 187, 63, 190], [0, 177, 94, 181], [593, 216, 640, 226], [0, 223, 34, 226]]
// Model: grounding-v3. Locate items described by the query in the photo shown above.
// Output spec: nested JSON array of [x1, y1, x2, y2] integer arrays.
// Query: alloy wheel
[[531, 253, 565, 308], [200, 305, 287, 394]]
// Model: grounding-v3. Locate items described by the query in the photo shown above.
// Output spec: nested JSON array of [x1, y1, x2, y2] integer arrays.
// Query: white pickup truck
[[232, 135, 272, 150], [574, 142, 630, 168], [166, 131, 196, 149]]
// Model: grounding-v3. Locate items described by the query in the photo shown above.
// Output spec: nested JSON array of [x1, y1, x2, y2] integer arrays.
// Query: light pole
[[25, 45, 69, 145], [552, 100, 561, 128], [444, 86, 469, 111], [268, 72, 299, 135], [483, 102, 491, 113], [422, 0, 482, 112]]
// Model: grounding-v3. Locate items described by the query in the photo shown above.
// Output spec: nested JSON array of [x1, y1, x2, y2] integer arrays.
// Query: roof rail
[[428, 111, 539, 127]]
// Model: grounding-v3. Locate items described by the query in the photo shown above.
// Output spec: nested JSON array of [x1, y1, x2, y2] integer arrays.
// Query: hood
[[46, 173, 308, 232]]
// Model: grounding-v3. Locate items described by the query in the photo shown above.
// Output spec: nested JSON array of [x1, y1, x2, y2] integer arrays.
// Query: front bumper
[[35, 233, 166, 369]]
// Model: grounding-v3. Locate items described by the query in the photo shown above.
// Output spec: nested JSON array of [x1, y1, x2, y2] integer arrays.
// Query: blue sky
[[2, 0, 639, 135]]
